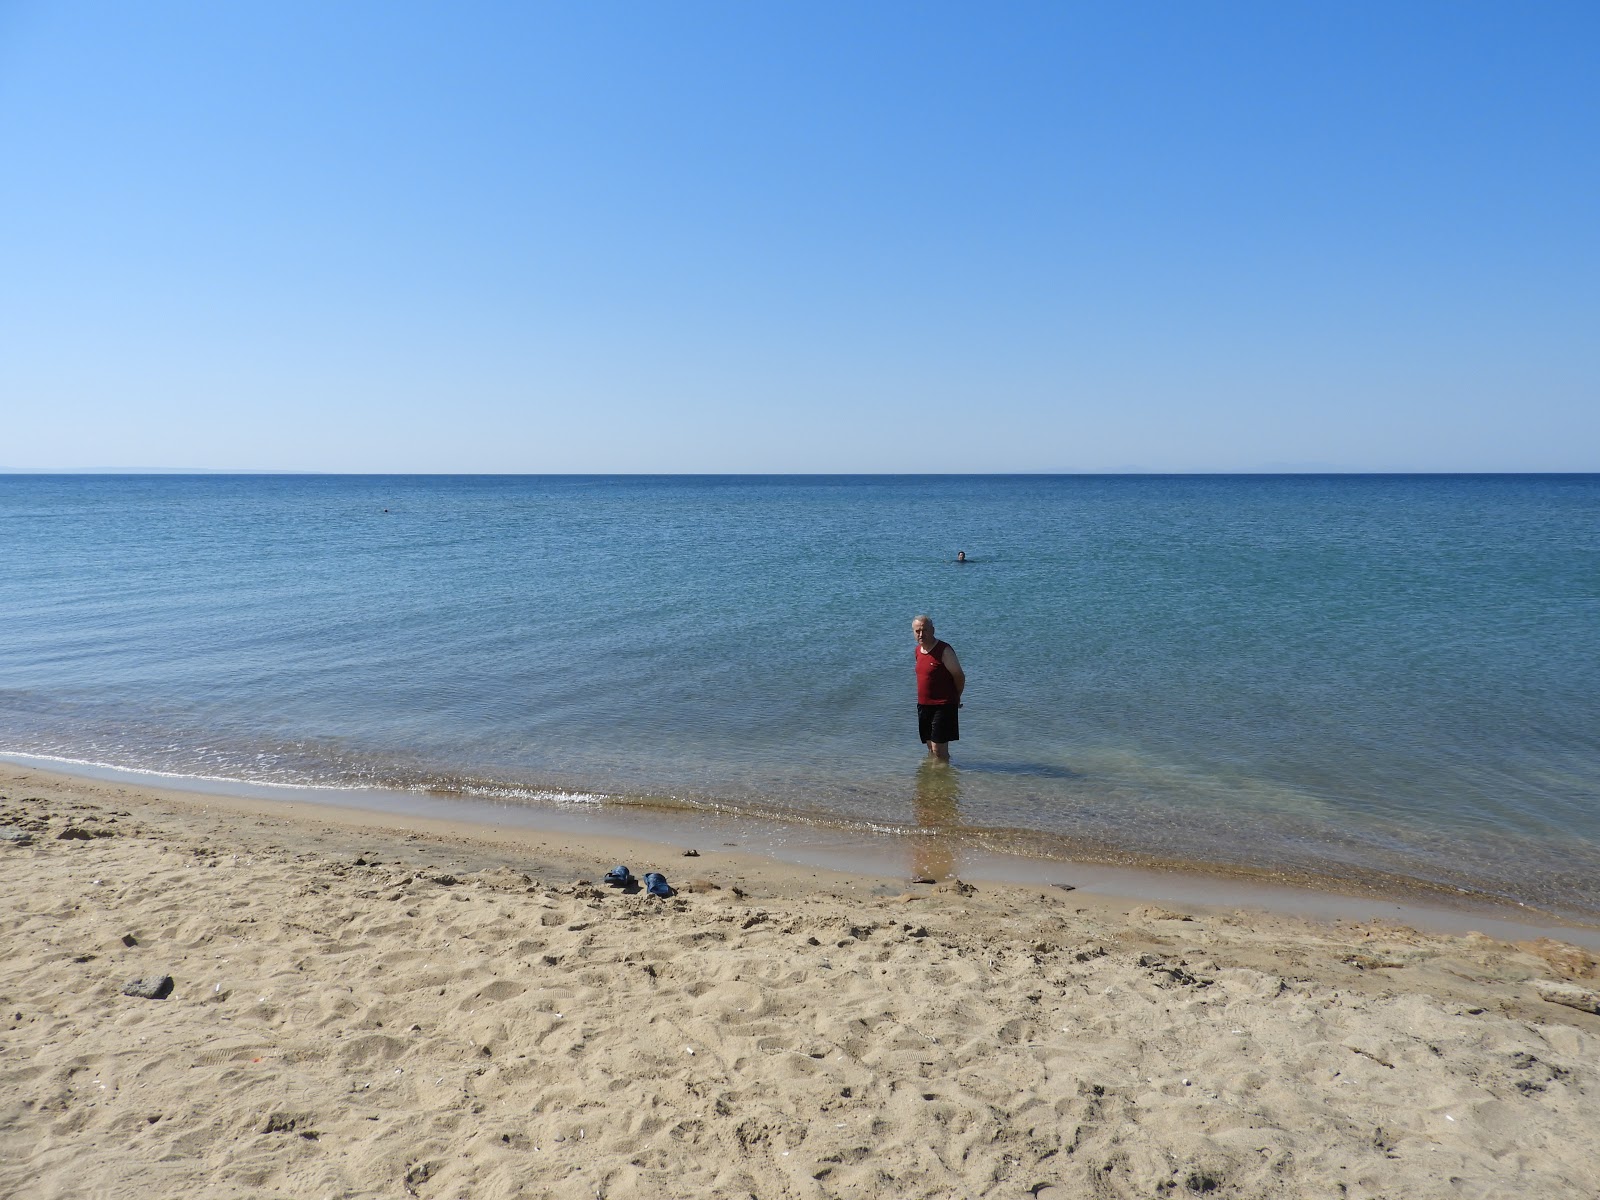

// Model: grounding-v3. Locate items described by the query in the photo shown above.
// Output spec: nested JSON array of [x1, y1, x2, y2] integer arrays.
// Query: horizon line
[[4, 468, 1598, 478]]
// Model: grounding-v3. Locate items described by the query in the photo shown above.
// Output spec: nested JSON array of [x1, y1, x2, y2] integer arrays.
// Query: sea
[[2, 474, 1597, 920]]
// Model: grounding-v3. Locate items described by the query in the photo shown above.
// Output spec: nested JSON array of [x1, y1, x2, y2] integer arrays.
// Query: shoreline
[[4, 760, 1600, 1197], [8, 754, 1600, 949]]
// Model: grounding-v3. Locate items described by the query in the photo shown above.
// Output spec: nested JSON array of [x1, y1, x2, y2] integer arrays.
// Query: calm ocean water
[[2, 474, 1597, 916]]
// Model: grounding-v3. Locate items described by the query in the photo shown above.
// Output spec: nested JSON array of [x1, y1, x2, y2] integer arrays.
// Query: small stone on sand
[[122, 975, 174, 1000]]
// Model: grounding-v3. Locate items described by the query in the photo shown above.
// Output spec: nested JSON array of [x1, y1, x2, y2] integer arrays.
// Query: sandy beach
[[2, 761, 1598, 1200]]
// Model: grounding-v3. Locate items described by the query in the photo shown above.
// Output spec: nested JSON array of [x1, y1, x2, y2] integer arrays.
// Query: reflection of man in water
[[913, 614, 965, 761], [912, 759, 961, 881]]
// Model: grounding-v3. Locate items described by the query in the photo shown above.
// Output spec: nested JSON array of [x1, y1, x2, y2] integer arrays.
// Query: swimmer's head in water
[[955, 551, 966, 561]]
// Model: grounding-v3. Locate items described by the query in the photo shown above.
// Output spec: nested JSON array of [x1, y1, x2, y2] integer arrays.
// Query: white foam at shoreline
[[0, 750, 611, 808], [447, 783, 608, 805], [0, 751, 370, 791]]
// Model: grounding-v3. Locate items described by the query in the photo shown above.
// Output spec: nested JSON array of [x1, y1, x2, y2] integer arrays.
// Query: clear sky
[[2, 1, 1595, 472]]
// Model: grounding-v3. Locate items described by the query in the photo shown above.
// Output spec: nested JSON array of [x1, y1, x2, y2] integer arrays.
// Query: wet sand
[[3, 761, 1598, 1199]]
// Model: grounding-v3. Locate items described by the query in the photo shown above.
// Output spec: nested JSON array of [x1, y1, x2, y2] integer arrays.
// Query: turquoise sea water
[[2, 474, 1597, 916]]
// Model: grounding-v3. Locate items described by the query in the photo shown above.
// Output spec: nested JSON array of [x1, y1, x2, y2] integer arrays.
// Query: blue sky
[[2, 1, 1595, 472]]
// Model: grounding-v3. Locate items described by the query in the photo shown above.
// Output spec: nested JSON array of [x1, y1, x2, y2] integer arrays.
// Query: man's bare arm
[[942, 647, 966, 700]]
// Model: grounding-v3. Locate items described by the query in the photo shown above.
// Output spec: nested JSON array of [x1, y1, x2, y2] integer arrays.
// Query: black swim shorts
[[917, 703, 959, 744]]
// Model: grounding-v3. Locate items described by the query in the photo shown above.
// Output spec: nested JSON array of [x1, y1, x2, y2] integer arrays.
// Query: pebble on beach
[[122, 975, 175, 1000]]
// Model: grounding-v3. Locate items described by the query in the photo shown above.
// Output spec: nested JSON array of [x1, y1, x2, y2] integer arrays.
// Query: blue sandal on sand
[[604, 865, 634, 888], [643, 872, 674, 898]]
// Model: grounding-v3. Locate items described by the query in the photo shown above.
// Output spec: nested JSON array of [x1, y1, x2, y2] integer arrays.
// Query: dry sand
[[2, 761, 1598, 1200]]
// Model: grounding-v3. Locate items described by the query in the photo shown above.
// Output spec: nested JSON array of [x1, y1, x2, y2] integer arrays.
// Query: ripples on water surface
[[1, 474, 1596, 916]]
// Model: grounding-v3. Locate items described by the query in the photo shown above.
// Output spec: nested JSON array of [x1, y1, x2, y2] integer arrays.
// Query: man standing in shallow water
[[913, 614, 965, 761]]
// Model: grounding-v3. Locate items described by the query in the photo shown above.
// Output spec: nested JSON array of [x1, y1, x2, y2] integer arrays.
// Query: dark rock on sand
[[122, 974, 175, 1000]]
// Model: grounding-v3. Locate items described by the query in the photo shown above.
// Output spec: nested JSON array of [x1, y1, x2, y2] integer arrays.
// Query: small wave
[[0, 749, 614, 808], [0, 751, 371, 791], [424, 782, 609, 806]]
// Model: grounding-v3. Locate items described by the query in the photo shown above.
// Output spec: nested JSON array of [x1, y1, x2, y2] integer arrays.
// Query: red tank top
[[916, 640, 958, 705]]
